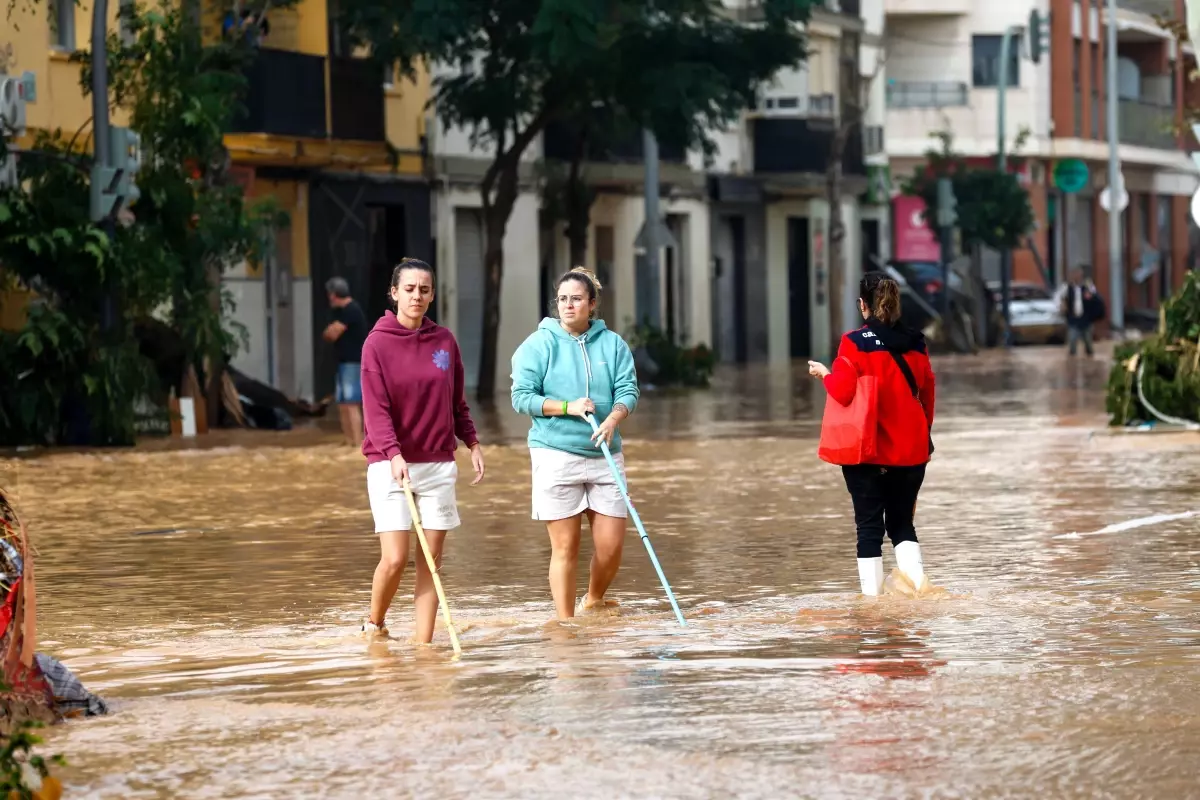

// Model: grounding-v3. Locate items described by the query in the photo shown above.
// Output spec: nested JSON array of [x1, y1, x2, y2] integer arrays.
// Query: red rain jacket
[[822, 321, 936, 467]]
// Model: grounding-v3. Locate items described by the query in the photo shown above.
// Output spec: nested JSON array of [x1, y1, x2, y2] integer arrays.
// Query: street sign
[[1053, 159, 1089, 193], [1100, 173, 1129, 213], [1190, 186, 1200, 226]]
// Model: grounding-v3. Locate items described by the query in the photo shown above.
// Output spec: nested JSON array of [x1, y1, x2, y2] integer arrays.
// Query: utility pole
[[636, 128, 663, 329], [90, 0, 115, 333], [936, 178, 957, 325], [1105, 0, 1124, 333], [996, 23, 1022, 348]]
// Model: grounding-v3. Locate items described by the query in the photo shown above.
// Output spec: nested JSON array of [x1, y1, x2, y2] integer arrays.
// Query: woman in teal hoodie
[[511, 267, 640, 619]]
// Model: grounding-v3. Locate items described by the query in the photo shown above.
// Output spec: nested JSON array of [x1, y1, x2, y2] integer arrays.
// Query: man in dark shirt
[[323, 277, 368, 445]]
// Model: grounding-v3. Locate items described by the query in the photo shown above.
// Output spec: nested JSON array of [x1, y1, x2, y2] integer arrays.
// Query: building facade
[[885, 0, 1198, 318], [1, 0, 432, 404], [706, 0, 883, 365]]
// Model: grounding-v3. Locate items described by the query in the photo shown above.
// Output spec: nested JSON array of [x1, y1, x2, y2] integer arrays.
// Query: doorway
[[455, 208, 486, 389], [365, 205, 408, 325], [787, 217, 812, 358]]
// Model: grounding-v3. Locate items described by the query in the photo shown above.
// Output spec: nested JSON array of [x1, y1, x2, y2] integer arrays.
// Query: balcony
[[230, 47, 385, 142], [886, 81, 969, 109], [235, 48, 327, 139], [885, 0, 971, 15], [752, 117, 866, 176], [1118, 98, 1176, 149], [330, 56, 386, 142]]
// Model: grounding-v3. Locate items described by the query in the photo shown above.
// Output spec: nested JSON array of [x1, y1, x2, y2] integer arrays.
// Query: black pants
[[841, 464, 927, 559]]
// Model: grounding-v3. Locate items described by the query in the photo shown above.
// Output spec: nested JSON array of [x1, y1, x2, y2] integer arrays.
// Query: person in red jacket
[[359, 258, 486, 643], [807, 271, 936, 596]]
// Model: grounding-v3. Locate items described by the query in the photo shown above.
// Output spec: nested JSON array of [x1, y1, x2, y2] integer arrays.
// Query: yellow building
[[1, 0, 432, 401]]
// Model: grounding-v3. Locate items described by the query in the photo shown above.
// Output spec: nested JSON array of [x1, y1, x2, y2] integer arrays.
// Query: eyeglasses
[[557, 294, 586, 306]]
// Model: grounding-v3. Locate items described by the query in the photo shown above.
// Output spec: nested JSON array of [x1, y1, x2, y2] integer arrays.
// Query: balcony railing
[[230, 47, 386, 142], [234, 48, 328, 139], [1118, 98, 1176, 149], [886, 81, 969, 109], [753, 118, 866, 176], [330, 56, 386, 142]]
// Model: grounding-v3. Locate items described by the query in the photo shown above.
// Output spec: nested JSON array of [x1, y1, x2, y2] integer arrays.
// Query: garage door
[[455, 209, 485, 389]]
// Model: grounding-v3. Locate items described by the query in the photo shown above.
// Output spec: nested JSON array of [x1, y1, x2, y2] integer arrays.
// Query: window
[[50, 0, 75, 51], [1073, 41, 1082, 136], [972, 35, 1019, 88], [1092, 44, 1102, 138]]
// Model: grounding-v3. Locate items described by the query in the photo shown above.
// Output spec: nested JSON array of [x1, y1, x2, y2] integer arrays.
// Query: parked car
[[987, 281, 1066, 345], [881, 259, 998, 350]]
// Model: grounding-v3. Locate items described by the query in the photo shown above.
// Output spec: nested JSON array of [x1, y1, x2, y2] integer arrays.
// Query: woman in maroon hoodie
[[807, 271, 936, 596], [359, 258, 485, 643]]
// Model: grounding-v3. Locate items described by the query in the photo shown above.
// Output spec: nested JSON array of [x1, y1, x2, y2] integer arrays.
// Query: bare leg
[[546, 516, 583, 619], [370, 531, 409, 628], [412, 530, 447, 644], [347, 404, 364, 447], [583, 510, 625, 607]]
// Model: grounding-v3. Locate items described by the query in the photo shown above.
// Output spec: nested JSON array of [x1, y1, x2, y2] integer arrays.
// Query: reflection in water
[[5, 347, 1200, 797]]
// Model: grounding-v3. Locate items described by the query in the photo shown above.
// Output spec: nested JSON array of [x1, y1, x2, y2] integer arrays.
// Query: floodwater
[[5, 346, 1200, 798]]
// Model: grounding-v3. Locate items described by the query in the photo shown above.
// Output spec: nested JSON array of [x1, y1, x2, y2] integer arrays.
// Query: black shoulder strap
[[887, 348, 921, 399]]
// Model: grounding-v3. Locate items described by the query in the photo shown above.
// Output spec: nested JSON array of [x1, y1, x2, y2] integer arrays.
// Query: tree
[[1, 2, 284, 445], [338, 0, 816, 398], [903, 130, 1035, 253]]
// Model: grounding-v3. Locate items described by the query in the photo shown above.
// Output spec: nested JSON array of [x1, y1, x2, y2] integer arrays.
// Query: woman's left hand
[[469, 443, 485, 485], [807, 360, 830, 379], [591, 416, 618, 449]]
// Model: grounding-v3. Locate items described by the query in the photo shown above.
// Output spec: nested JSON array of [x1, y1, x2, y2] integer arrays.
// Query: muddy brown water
[[4, 347, 1200, 798]]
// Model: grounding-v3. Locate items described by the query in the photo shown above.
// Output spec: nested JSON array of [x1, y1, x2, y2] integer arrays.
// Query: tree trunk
[[476, 155, 522, 402], [475, 112, 555, 401], [563, 130, 592, 267]]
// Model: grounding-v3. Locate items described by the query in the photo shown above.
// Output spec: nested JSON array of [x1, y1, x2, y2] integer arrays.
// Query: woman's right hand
[[566, 397, 595, 418], [390, 454, 410, 486]]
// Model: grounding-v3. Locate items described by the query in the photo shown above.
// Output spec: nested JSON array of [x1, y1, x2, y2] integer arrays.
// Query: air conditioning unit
[[0, 76, 27, 137]]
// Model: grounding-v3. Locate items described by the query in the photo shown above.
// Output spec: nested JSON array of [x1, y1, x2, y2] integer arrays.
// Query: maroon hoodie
[[360, 312, 479, 465]]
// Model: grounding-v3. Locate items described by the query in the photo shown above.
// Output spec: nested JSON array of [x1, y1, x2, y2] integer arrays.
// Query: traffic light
[[1028, 9, 1050, 65], [89, 125, 143, 221], [935, 178, 957, 229], [0, 75, 26, 191]]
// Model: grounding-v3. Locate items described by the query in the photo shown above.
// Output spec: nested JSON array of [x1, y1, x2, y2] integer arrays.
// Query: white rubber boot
[[894, 541, 925, 587], [857, 557, 884, 596]]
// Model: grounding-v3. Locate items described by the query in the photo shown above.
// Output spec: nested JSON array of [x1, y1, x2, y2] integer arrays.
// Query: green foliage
[[626, 324, 716, 388], [903, 130, 1035, 251], [0, 2, 286, 447], [335, 0, 815, 395], [1105, 271, 1200, 426]]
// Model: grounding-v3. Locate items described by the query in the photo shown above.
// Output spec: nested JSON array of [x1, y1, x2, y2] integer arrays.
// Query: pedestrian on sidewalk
[[807, 271, 937, 596], [510, 267, 641, 619], [359, 258, 485, 643], [1053, 266, 1105, 357], [322, 277, 369, 446]]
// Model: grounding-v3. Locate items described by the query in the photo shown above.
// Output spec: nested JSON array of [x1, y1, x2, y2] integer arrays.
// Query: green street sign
[[1054, 159, 1089, 193]]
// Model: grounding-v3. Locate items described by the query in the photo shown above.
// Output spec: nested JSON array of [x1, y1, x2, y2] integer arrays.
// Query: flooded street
[[5, 346, 1200, 798]]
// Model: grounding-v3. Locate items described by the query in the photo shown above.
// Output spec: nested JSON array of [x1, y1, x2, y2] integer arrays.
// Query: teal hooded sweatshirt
[[510, 318, 640, 457]]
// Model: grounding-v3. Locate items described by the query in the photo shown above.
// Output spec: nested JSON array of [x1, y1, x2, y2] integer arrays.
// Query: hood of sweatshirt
[[864, 317, 926, 353], [370, 311, 439, 339], [536, 317, 610, 340]]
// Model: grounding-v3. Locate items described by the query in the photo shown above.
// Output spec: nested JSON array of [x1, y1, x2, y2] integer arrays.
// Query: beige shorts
[[530, 447, 628, 521], [366, 460, 460, 533]]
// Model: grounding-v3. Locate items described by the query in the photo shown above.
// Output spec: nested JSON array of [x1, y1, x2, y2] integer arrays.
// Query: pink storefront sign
[[892, 195, 940, 263]]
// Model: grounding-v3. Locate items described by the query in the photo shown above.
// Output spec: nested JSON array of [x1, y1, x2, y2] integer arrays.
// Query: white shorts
[[366, 460, 460, 534], [530, 447, 628, 521]]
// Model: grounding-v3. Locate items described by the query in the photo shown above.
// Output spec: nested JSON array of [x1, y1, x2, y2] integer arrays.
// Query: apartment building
[[885, 0, 1197, 316], [2, 0, 431, 403], [707, 0, 885, 364]]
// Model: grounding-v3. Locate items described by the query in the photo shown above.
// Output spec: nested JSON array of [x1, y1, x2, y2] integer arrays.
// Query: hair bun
[[571, 266, 602, 292]]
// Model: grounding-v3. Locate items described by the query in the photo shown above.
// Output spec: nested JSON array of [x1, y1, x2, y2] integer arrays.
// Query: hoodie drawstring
[[575, 334, 593, 399]]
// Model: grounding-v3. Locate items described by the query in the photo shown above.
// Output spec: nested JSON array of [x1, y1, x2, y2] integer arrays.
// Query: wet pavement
[[5, 345, 1200, 799]]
